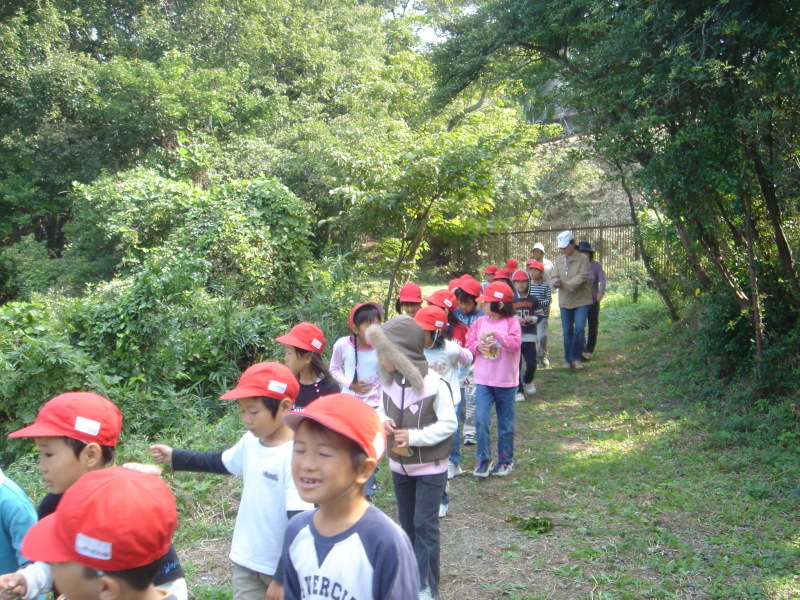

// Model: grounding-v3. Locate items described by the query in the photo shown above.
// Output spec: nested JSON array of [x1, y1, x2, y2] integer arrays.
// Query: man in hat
[[530, 243, 554, 282]]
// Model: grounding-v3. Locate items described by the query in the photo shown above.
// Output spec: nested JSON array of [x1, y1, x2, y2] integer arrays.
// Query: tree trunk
[[694, 229, 751, 311], [613, 160, 680, 321], [743, 190, 764, 366], [661, 192, 713, 291]]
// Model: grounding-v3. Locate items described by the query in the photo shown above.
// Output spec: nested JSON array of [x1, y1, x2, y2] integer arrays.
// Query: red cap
[[512, 270, 528, 281], [283, 393, 385, 460], [448, 278, 461, 291], [9, 393, 122, 446], [526, 259, 544, 271], [505, 259, 519, 271], [483, 265, 499, 275], [461, 274, 476, 280], [275, 322, 326, 354], [493, 269, 511, 280], [478, 281, 514, 302], [220, 362, 300, 401], [414, 306, 448, 331], [457, 278, 482, 298], [21, 466, 177, 570], [424, 289, 457, 310], [398, 283, 422, 303], [347, 302, 383, 331]]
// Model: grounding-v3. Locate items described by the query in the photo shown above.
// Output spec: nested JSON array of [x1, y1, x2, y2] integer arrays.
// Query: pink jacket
[[465, 316, 521, 388]]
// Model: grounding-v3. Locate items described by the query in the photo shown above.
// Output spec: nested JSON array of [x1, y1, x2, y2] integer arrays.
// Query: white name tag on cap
[[268, 381, 288, 394], [76, 533, 112, 560], [435, 320, 445, 327], [493, 291, 503, 298], [444, 299, 453, 307], [311, 339, 323, 349], [74, 416, 101, 436]]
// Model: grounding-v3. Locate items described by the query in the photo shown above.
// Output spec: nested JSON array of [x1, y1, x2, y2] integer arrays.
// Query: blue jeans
[[392, 471, 447, 596], [560, 304, 590, 363], [475, 384, 516, 464]]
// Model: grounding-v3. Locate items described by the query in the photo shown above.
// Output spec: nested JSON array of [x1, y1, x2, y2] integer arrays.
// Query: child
[[491, 269, 512, 288], [511, 270, 545, 399], [367, 316, 457, 600], [276, 322, 339, 408], [281, 393, 420, 600], [1, 393, 186, 600], [481, 265, 498, 291], [465, 281, 522, 477], [0, 468, 38, 576], [452, 277, 484, 448], [19, 466, 178, 600], [395, 283, 423, 317], [526, 260, 552, 367], [150, 362, 313, 600], [505, 258, 519, 272], [423, 289, 466, 346], [414, 306, 473, 518], [329, 302, 383, 409]]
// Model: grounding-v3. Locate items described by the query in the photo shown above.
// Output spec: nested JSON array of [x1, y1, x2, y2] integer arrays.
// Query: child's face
[[400, 302, 421, 317], [283, 345, 311, 376], [378, 351, 397, 373], [292, 421, 365, 507], [484, 273, 494, 282], [51, 562, 103, 600], [477, 300, 495, 316], [528, 267, 542, 281], [237, 397, 286, 444], [35, 437, 89, 494], [354, 318, 380, 343], [513, 279, 528, 294], [457, 296, 477, 314]]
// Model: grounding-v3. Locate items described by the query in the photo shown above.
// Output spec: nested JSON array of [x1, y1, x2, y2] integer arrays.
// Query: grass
[[4, 289, 799, 600]]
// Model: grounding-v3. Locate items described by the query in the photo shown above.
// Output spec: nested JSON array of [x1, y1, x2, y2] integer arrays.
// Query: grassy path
[[402, 293, 800, 600]]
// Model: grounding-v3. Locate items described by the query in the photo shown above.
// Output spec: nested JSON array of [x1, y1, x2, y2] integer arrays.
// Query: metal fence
[[478, 221, 640, 279]]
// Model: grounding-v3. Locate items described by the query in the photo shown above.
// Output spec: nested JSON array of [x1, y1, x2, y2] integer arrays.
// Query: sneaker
[[582, 351, 592, 361], [419, 587, 434, 600], [491, 462, 514, 476], [463, 434, 476, 446], [447, 462, 462, 479], [572, 360, 585, 370], [515, 392, 525, 402], [473, 459, 493, 478], [565, 361, 573, 369], [541, 357, 550, 367], [438, 503, 448, 518], [524, 381, 537, 395]]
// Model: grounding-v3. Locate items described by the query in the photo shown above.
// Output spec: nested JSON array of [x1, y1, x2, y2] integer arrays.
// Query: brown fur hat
[[366, 315, 427, 394]]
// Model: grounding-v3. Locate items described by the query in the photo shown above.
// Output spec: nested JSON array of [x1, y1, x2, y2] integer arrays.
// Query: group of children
[[0, 259, 554, 600]]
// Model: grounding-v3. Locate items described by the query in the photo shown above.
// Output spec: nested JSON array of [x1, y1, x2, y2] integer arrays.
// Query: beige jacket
[[550, 251, 593, 308]]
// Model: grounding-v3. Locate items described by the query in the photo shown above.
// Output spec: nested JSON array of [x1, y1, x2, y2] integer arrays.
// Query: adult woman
[[578, 241, 606, 360], [550, 231, 592, 369]]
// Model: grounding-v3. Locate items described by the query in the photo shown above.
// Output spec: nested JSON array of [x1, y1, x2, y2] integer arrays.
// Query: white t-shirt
[[329, 336, 382, 408], [222, 434, 313, 574], [423, 339, 473, 399]]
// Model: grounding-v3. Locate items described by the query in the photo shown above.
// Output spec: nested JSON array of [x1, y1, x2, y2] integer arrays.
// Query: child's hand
[[392, 429, 409, 448], [383, 419, 397, 436], [0, 573, 27, 599], [349, 380, 372, 395], [480, 330, 496, 343], [265, 580, 284, 600], [149, 444, 173, 464]]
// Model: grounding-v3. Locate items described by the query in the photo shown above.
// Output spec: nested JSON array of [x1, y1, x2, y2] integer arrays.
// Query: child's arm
[[1, 562, 52, 600], [150, 444, 230, 475], [455, 343, 473, 367], [405, 379, 458, 448], [328, 339, 351, 389], [464, 320, 481, 355]]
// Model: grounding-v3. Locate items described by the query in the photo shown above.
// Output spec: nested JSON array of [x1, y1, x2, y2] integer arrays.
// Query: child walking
[[276, 322, 339, 407], [329, 302, 384, 408], [527, 259, 552, 367], [396, 283, 423, 317], [512, 269, 545, 400], [414, 306, 472, 518], [367, 316, 457, 600], [453, 277, 484, 448], [20, 466, 179, 600], [150, 362, 312, 600], [1, 393, 186, 600], [281, 393, 420, 600], [465, 281, 522, 477]]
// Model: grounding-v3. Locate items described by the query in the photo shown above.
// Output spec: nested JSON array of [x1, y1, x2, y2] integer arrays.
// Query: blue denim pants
[[560, 304, 590, 363], [392, 471, 447, 596], [475, 384, 516, 464]]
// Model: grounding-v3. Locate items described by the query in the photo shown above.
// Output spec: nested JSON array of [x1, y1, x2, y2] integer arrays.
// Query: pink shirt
[[465, 316, 522, 388]]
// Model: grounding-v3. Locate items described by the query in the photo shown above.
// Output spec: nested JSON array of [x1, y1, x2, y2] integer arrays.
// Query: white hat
[[556, 230, 574, 249], [532, 242, 545, 252]]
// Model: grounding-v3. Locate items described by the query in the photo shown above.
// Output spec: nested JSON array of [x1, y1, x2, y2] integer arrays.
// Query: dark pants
[[586, 301, 600, 353], [518, 341, 538, 391], [392, 471, 447, 596]]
